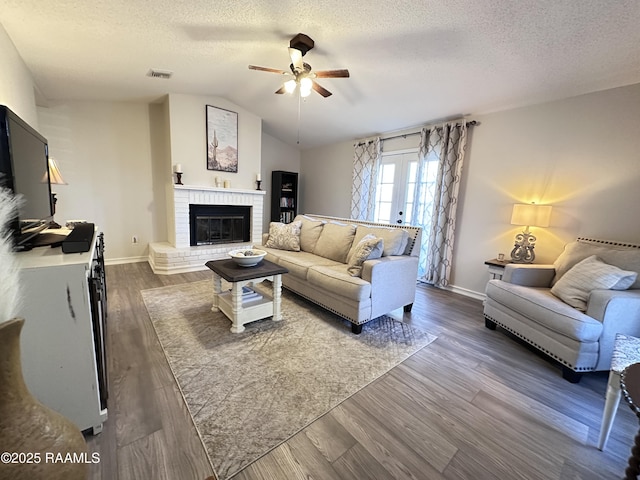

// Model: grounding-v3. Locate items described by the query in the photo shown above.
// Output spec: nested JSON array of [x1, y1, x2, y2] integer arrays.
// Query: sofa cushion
[[307, 264, 372, 301], [263, 248, 340, 279], [553, 240, 640, 289], [348, 225, 409, 259], [265, 221, 302, 252], [294, 215, 325, 253], [347, 234, 384, 277], [313, 221, 357, 263], [485, 280, 603, 342], [550, 255, 638, 311]]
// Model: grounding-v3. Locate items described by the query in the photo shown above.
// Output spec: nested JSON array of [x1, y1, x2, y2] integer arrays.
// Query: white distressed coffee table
[[205, 258, 288, 333]]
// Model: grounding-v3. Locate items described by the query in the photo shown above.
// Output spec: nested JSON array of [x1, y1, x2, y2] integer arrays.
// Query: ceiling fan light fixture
[[299, 77, 313, 90], [284, 79, 297, 93], [249, 33, 349, 99], [300, 86, 312, 98]]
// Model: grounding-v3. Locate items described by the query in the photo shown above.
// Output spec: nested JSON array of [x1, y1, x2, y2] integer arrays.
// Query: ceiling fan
[[248, 33, 350, 98]]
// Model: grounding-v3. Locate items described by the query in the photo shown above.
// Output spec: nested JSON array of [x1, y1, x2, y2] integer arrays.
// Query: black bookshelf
[[271, 170, 298, 223]]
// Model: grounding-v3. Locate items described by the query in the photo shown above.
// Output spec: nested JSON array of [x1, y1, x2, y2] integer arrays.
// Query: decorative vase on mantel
[[0, 318, 88, 480]]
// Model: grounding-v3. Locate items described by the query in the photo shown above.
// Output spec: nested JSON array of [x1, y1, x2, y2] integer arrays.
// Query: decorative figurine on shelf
[[174, 164, 183, 185], [256, 173, 262, 191]]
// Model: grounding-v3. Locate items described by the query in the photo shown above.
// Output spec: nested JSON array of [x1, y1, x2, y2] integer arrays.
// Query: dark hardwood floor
[[86, 262, 637, 479]]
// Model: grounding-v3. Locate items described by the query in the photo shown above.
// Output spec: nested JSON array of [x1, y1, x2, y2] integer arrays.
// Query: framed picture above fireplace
[[206, 105, 238, 172]]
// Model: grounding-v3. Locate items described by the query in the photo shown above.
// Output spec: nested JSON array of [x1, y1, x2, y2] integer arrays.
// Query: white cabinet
[[15, 231, 107, 434]]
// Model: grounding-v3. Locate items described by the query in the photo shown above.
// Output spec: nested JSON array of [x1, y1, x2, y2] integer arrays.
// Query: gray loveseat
[[484, 237, 640, 382], [260, 214, 422, 334]]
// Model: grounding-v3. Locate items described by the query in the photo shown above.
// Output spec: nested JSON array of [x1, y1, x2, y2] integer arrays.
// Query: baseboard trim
[[147, 256, 209, 275], [105, 256, 148, 266], [444, 284, 485, 301]]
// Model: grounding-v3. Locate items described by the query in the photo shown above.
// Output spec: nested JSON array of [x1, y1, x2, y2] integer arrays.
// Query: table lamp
[[510, 203, 552, 263], [42, 157, 67, 228]]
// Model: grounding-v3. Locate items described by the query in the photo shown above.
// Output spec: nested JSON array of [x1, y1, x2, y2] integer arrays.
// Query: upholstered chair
[[484, 238, 640, 382]]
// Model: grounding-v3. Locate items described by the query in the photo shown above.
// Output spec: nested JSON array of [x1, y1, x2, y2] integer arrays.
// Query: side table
[[485, 258, 511, 280], [205, 258, 289, 333], [620, 362, 640, 479], [598, 333, 640, 450]]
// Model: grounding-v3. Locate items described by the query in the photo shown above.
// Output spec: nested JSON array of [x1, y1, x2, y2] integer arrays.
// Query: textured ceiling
[[2, 0, 640, 149]]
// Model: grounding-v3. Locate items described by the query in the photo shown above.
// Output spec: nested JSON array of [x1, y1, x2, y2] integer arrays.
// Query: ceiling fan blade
[[312, 81, 332, 98], [314, 69, 350, 78], [248, 65, 288, 75], [288, 47, 304, 72], [275, 85, 287, 94]]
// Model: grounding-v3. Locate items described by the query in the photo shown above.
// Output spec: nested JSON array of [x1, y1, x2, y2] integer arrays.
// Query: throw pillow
[[550, 255, 638, 311], [293, 215, 325, 253], [347, 234, 384, 277], [552, 240, 640, 289], [313, 221, 357, 263], [348, 225, 410, 259], [264, 221, 302, 252]]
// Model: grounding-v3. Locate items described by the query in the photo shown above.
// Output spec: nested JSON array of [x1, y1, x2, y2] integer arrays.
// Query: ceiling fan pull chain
[[297, 94, 301, 145]]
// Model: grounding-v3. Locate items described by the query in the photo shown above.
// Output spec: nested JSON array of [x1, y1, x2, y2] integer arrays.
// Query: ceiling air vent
[[147, 69, 173, 79]]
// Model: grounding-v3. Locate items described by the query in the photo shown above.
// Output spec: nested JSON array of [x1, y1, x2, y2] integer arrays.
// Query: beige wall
[[167, 94, 262, 191], [454, 82, 640, 295], [300, 140, 354, 217], [34, 94, 269, 262], [301, 83, 640, 297], [0, 24, 38, 127], [37, 102, 155, 262], [148, 100, 170, 244], [261, 133, 301, 231]]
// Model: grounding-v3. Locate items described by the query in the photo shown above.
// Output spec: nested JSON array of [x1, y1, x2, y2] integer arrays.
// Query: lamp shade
[[42, 158, 67, 185], [284, 79, 297, 93], [510, 203, 552, 227]]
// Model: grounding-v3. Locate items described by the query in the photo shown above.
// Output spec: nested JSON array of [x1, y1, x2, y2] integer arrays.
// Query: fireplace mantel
[[148, 184, 266, 274], [175, 184, 266, 197]]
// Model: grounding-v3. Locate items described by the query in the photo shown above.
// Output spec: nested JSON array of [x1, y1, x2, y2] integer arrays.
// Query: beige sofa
[[260, 214, 422, 334], [484, 238, 640, 382]]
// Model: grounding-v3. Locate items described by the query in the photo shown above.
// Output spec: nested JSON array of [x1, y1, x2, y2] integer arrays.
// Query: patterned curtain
[[411, 122, 468, 287], [350, 137, 381, 221]]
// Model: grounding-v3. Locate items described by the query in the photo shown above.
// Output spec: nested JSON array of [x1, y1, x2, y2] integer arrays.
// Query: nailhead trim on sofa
[[484, 313, 593, 372]]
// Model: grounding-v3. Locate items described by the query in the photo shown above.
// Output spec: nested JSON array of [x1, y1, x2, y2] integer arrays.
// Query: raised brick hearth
[[148, 185, 265, 274]]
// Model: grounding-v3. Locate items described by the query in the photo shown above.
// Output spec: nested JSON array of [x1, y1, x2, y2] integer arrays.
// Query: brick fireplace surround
[[148, 185, 266, 274]]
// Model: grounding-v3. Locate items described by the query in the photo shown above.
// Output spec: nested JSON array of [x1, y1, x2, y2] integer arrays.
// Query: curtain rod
[[356, 120, 477, 146]]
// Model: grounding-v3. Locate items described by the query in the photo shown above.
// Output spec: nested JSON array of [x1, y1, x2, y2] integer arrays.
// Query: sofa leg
[[403, 303, 413, 312], [351, 323, 363, 335], [484, 317, 497, 330], [562, 367, 582, 383]]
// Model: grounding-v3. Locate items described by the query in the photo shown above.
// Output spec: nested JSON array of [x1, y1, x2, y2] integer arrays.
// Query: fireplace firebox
[[189, 205, 251, 246]]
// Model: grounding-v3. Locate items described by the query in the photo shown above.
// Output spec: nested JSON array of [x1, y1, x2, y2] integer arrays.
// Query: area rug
[[141, 279, 437, 480]]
